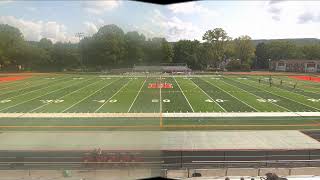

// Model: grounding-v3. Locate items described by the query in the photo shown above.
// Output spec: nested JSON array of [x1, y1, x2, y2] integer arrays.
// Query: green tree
[[202, 28, 231, 68], [255, 42, 270, 69], [0, 24, 25, 70], [233, 35, 255, 65], [161, 39, 173, 63]]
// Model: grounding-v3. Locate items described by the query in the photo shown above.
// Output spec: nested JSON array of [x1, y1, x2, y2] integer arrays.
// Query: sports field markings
[[249, 77, 320, 106], [173, 77, 194, 112], [127, 79, 146, 113], [0, 78, 88, 112], [28, 78, 100, 113], [94, 79, 132, 113], [0, 76, 71, 101], [252, 77, 320, 98], [221, 79, 291, 112], [61, 78, 119, 113], [202, 78, 258, 112], [239, 78, 320, 112], [189, 79, 226, 112], [0, 75, 68, 96], [159, 76, 163, 126]]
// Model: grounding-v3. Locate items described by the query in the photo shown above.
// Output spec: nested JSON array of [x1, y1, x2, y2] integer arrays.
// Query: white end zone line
[[174, 77, 194, 112], [0, 112, 319, 118]]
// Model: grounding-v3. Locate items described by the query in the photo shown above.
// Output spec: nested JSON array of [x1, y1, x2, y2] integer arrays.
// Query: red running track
[[288, 75, 320, 83], [0, 76, 30, 83]]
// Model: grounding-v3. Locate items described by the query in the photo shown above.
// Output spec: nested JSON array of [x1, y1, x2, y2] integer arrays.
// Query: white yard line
[[127, 79, 146, 113], [221, 79, 291, 112], [28, 78, 100, 113], [0, 77, 46, 91], [159, 76, 162, 113], [174, 77, 194, 112], [189, 79, 227, 112], [0, 76, 71, 99], [241, 79, 320, 112], [61, 78, 119, 113], [250, 77, 320, 100], [0, 78, 85, 112], [202, 78, 259, 112], [94, 79, 132, 113], [0, 112, 319, 118]]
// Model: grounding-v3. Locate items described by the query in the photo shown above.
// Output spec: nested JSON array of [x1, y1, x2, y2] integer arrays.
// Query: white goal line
[[0, 112, 319, 118]]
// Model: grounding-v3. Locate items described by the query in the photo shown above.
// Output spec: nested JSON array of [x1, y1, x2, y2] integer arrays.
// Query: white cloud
[[169, 2, 207, 14], [0, 16, 77, 43], [167, 2, 219, 18], [166, 16, 201, 41], [84, 22, 98, 35], [147, 9, 200, 41], [83, 1, 122, 15]]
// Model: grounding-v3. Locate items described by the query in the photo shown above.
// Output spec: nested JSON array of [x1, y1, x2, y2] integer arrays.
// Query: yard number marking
[[307, 98, 320, 102], [205, 99, 227, 103], [152, 99, 170, 103], [0, 100, 11, 103], [40, 99, 64, 104], [257, 98, 278, 103], [152, 99, 159, 103], [93, 99, 119, 103]]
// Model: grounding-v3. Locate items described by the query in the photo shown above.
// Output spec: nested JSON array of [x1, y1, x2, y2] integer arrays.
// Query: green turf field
[[0, 73, 319, 130]]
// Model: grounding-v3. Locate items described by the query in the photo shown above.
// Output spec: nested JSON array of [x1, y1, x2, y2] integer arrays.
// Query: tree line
[[0, 23, 320, 72]]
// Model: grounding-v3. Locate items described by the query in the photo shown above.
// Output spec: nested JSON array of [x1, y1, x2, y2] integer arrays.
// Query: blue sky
[[0, 0, 320, 43]]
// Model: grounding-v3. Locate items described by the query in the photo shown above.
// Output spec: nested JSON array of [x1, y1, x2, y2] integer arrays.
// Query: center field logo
[[148, 83, 173, 89]]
